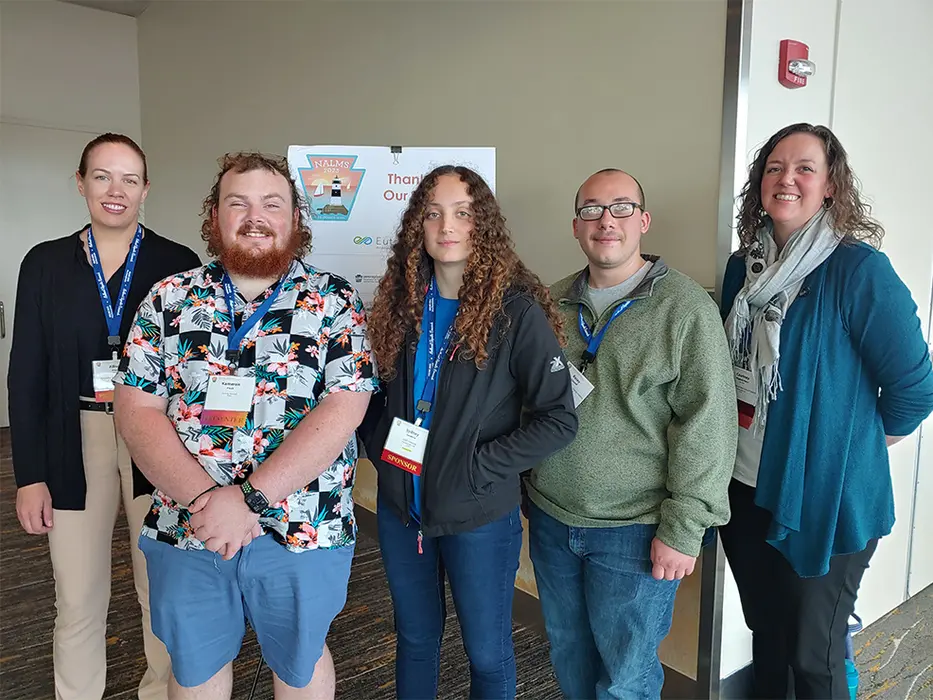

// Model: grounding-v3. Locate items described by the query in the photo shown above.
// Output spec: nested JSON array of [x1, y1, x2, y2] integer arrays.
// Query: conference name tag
[[734, 366, 757, 430], [381, 417, 429, 476], [568, 363, 594, 408], [201, 375, 255, 428], [92, 359, 121, 403]]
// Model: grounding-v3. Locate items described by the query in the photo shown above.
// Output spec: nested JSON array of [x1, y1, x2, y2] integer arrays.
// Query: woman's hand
[[16, 483, 54, 534]]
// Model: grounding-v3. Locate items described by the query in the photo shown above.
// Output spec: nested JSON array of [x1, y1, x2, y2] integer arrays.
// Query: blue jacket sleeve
[[845, 250, 933, 437]]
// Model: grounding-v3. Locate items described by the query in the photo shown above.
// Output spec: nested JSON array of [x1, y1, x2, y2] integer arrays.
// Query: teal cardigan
[[721, 242, 933, 577]]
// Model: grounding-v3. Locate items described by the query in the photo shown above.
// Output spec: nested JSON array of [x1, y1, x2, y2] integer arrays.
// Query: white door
[[0, 122, 93, 427]]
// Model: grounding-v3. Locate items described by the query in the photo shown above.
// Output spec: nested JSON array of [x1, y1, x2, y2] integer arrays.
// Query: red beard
[[210, 220, 300, 279]]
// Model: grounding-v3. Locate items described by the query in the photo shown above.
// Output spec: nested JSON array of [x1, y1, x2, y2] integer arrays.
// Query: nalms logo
[[296, 155, 365, 222]]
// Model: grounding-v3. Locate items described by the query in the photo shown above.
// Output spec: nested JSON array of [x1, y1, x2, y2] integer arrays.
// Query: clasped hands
[[188, 485, 263, 560]]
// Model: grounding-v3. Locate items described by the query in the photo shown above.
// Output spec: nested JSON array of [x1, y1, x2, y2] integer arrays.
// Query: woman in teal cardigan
[[719, 122, 933, 700]]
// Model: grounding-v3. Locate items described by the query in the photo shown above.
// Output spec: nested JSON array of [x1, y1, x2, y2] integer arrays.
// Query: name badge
[[201, 375, 256, 428], [568, 363, 594, 408], [734, 366, 757, 430], [381, 417, 429, 476], [92, 359, 121, 403]]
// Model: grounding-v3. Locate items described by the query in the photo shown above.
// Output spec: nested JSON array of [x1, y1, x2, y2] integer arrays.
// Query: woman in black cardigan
[[8, 133, 200, 700]]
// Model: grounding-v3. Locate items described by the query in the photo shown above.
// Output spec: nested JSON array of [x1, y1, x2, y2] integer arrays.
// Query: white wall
[[831, 0, 933, 624], [0, 0, 142, 427], [720, 0, 933, 678], [0, 1, 141, 136]]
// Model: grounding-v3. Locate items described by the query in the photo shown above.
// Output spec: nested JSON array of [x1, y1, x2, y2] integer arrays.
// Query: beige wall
[[138, 0, 727, 682], [137, 0, 726, 287]]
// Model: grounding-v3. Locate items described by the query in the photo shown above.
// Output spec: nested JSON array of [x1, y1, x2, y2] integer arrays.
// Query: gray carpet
[[854, 585, 933, 699]]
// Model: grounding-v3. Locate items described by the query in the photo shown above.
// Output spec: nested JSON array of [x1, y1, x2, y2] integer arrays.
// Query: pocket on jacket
[[469, 430, 499, 497], [466, 428, 487, 495]]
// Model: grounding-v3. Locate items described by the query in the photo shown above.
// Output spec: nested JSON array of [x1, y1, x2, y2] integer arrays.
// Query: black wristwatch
[[240, 480, 270, 514]]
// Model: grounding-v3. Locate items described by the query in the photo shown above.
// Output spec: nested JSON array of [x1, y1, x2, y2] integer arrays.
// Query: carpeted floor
[[853, 585, 933, 700], [0, 428, 558, 699], [4, 422, 931, 700]]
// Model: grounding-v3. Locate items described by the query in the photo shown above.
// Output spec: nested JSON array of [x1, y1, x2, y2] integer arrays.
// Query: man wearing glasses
[[526, 169, 737, 699]]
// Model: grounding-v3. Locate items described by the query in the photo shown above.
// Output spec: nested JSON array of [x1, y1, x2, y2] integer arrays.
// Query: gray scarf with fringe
[[725, 209, 839, 431]]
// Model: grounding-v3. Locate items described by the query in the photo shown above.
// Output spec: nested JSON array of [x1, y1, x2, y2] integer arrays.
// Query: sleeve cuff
[[656, 514, 703, 557]]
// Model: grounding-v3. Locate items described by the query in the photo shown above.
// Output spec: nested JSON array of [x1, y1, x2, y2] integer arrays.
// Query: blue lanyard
[[87, 224, 143, 353], [222, 272, 287, 365], [415, 278, 456, 425], [578, 299, 635, 368]]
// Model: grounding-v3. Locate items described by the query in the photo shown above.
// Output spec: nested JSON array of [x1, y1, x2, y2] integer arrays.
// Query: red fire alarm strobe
[[779, 39, 816, 89]]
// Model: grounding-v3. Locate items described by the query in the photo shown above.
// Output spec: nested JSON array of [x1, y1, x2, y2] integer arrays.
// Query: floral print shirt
[[114, 259, 376, 553]]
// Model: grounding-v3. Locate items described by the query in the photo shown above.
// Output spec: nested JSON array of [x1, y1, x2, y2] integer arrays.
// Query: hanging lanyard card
[[92, 359, 121, 402], [568, 363, 595, 408], [734, 366, 757, 430], [382, 278, 453, 475], [382, 418, 429, 475], [201, 375, 256, 427]]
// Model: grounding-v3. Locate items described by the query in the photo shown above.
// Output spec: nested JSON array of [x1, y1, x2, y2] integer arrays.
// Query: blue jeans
[[377, 499, 523, 700], [528, 503, 680, 700]]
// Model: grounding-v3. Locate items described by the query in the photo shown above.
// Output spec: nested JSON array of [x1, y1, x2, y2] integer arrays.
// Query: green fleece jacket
[[527, 257, 737, 556]]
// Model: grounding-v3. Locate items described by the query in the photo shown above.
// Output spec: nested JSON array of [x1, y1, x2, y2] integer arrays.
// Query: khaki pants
[[47, 409, 170, 700]]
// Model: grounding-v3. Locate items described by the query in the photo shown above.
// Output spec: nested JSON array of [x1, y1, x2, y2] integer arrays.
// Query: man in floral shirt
[[113, 152, 375, 699]]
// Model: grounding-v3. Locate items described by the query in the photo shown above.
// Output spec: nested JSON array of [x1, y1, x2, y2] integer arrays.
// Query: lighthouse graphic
[[295, 154, 365, 221], [322, 178, 349, 216]]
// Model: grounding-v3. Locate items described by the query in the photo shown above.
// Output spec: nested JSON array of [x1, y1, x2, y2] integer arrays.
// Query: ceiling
[[60, 0, 152, 17]]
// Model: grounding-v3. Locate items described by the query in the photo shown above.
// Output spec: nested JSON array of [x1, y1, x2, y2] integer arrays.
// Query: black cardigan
[[8, 227, 202, 510]]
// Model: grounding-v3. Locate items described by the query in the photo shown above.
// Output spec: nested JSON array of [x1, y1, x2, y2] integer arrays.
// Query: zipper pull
[[417, 530, 424, 555]]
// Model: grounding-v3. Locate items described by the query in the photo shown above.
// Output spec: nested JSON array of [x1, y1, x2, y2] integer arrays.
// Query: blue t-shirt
[[411, 296, 459, 521]]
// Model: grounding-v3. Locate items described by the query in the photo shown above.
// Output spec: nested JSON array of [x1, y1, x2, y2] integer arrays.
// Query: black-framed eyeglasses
[[575, 202, 643, 221]]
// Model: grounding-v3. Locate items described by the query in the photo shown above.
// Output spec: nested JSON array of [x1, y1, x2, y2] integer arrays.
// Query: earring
[[824, 196, 835, 210]]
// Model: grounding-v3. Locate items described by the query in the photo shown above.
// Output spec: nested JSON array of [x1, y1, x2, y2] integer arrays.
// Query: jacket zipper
[[417, 340, 460, 554]]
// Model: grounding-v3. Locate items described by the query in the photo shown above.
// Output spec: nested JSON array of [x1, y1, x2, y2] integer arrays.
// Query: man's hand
[[188, 486, 260, 560], [650, 537, 696, 581], [17, 483, 54, 534]]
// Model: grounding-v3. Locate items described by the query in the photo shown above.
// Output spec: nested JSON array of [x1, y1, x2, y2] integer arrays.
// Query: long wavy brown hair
[[736, 123, 884, 252], [368, 165, 564, 380]]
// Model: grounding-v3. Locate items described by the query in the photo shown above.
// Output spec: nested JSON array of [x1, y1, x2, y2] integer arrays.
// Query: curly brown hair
[[736, 123, 884, 252], [368, 165, 564, 380], [199, 152, 312, 258]]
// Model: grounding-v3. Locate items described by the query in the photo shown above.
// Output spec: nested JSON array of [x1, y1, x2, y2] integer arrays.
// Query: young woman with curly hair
[[360, 165, 578, 700], [719, 123, 933, 699]]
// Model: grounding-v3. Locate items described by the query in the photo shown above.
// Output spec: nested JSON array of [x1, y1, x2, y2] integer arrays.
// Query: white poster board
[[287, 145, 496, 304]]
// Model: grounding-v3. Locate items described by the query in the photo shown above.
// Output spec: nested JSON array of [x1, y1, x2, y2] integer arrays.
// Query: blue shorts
[[139, 534, 354, 688]]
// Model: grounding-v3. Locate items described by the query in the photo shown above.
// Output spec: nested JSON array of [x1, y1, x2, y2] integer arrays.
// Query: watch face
[[245, 490, 268, 513]]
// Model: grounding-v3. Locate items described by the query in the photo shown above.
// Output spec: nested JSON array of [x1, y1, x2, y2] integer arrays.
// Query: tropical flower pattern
[[114, 259, 376, 553]]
